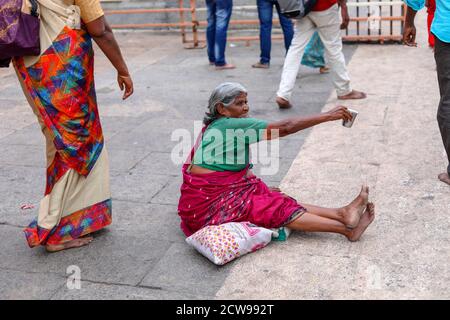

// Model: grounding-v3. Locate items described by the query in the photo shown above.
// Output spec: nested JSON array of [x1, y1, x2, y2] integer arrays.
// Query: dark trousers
[[435, 37, 450, 175], [205, 0, 233, 66], [257, 0, 294, 64]]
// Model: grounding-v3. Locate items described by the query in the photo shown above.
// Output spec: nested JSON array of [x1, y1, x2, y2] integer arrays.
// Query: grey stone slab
[[0, 268, 65, 300], [51, 280, 207, 300], [131, 151, 183, 177], [100, 116, 146, 142], [281, 161, 379, 210], [111, 171, 171, 203], [0, 67, 16, 79], [149, 175, 183, 205], [0, 224, 172, 286], [108, 118, 198, 153], [256, 165, 291, 186], [0, 92, 36, 115], [0, 128, 15, 140], [249, 252, 448, 299], [0, 165, 45, 227], [215, 251, 360, 300], [2, 87, 29, 105], [0, 144, 45, 168], [107, 147, 151, 173], [141, 243, 233, 297], [98, 94, 181, 121], [277, 138, 307, 159], [338, 254, 450, 299], [0, 123, 45, 147], [112, 201, 185, 243]]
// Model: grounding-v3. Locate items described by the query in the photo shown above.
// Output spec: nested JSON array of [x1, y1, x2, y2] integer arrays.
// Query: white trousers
[[277, 4, 352, 100]]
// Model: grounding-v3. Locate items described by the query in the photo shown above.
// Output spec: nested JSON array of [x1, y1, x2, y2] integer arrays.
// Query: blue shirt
[[405, 0, 450, 43]]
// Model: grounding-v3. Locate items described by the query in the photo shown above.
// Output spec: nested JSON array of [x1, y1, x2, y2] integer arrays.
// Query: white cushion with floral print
[[186, 222, 274, 265]]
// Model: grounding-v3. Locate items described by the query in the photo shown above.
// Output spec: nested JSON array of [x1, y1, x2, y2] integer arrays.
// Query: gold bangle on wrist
[[118, 74, 131, 79]]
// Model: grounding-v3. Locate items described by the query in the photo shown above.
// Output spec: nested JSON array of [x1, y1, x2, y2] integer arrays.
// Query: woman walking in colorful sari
[[14, 0, 133, 252], [178, 83, 375, 241]]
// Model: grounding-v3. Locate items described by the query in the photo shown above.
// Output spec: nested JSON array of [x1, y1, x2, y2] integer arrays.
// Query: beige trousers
[[277, 4, 352, 101]]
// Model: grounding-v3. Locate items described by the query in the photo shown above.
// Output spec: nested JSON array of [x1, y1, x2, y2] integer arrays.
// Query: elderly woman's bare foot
[[347, 203, 375, 242], [438, 173, 450, 185], [45, 236, 94, 253], [339, 185, 369, 229]]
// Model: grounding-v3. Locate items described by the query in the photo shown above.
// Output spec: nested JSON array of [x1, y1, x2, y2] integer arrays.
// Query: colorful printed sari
[[14, 2, 111, 248], [178, 127, 306, 237]]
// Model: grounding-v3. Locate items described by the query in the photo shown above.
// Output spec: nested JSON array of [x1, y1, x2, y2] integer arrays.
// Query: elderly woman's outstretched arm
[[264, 106, 353, 140]]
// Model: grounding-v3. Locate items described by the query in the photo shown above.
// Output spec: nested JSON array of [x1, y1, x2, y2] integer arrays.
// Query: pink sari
[[178, 126, 306, 236]]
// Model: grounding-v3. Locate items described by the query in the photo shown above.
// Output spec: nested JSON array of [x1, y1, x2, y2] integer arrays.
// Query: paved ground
[[0, 12, 448, 300]]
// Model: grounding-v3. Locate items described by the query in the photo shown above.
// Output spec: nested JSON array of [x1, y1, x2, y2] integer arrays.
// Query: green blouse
[[192, 117, 268, 172]]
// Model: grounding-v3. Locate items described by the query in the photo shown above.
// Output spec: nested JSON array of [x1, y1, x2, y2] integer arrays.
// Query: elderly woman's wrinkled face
[[218, 92, 249, 118]]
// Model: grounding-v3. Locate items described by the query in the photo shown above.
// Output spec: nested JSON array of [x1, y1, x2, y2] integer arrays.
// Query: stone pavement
[[215, 14, 450, 299], [0, 12, 448, 300]]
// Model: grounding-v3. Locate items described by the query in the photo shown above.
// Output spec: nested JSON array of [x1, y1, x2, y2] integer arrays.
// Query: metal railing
[[105, 0, 407, 47]]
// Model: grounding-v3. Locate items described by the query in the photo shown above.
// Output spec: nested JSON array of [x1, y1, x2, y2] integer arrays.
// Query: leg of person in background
[[276, 17, 316, 109], [434, 37, 450, 185], [214, 0, 235, 70], [311, 4, 366, 100], [205, 0, 217, 65], [301, 31, 330, 74], [253, 0, 273, 68], [276, 0, 294, 54]]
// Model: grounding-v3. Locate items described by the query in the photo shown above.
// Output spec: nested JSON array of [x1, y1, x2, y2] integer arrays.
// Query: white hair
[[203, 82, 247, 125]]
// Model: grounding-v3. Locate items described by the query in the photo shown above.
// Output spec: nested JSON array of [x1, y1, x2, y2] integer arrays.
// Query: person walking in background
[[13, 0, 134, 252], [426, 0, 436, 48], [403, 0, 450, 185], [205, 0, 235, 70], [276, 0, 366, 109], [251, 0, 329, 74], [252, 0, 294, 69]]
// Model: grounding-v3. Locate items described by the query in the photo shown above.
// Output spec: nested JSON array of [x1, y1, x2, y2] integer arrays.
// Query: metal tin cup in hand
[[342, 108, 358, 128]]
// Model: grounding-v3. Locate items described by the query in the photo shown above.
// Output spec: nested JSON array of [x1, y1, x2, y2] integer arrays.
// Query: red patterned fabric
[[15, 26, 104, 191], [178, 165, 306, 237], [24, 199, 112, 248], [178, 126, 306, 237]]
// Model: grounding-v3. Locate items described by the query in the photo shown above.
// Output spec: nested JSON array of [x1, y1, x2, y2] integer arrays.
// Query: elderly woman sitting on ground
[[178, 82, 375, 241]]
